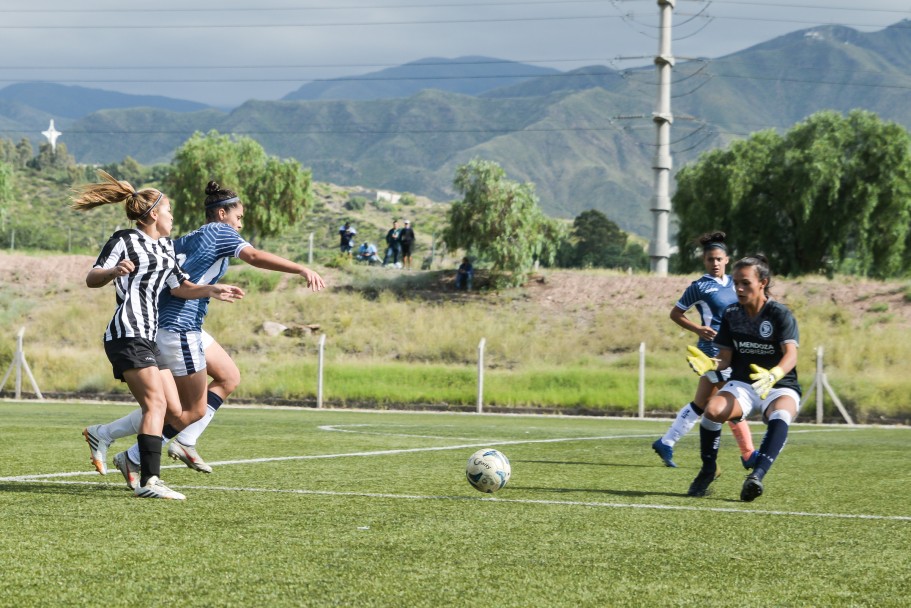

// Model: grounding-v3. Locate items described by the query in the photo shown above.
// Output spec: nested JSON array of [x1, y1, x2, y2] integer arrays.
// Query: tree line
[[3, 108, 910, 281], [674, 110, 911, 278], [0, 131, 647, 283]]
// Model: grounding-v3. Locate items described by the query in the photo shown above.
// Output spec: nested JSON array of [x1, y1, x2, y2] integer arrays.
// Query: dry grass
[[1, 252, 910, 420]]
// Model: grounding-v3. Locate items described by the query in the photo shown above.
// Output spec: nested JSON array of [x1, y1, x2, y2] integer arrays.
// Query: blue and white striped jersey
[[158, 222, 251, 332], [93, 229, 188, 342], [675, 274, 737, 357]]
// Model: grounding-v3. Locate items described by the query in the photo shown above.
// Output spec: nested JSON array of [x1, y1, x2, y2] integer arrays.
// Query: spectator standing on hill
[[686, 253, 801, 502], [384, 219, 402, 267], [399, 219, 416, 270], [339, 221, 356, 255], [652, 232, 757, 469], [74, 171, 244, 500], [84, 180, 325, 489]]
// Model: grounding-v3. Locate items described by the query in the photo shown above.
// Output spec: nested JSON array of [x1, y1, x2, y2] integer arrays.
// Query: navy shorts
[[103, 337, 163, 381]]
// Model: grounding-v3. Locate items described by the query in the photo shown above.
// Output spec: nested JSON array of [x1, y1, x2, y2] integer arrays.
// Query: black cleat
[[740, 474, 764, 502], [687, 464, 721, 497]]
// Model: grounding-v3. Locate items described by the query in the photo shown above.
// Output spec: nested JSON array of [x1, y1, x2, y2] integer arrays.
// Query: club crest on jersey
[[759, 320, 773, 338]]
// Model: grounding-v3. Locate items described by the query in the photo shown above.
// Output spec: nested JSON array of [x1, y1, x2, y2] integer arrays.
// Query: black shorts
[[103, 337, 163, 381], [401, 242, 413, 256]]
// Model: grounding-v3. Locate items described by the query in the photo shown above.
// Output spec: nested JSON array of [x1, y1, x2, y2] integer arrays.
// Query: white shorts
[[156, 329, 213, 377], [720, 380, 801, 421]]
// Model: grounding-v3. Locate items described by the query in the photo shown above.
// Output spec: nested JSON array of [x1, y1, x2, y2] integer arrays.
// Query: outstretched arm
[[238, 246, 326, 291], [171, 281, 245, 303]]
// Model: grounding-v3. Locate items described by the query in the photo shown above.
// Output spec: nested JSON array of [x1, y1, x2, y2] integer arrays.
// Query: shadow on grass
[[515, 459, 656, 469], [512, 485, 688, 499], [0, 482, 129, 497]]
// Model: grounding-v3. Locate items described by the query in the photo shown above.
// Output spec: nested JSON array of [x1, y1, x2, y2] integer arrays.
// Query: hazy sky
[[2, 1, 910, 107]]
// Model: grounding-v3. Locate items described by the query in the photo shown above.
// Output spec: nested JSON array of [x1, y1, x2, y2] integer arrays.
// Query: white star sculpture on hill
[[41, 119, 61, 153]]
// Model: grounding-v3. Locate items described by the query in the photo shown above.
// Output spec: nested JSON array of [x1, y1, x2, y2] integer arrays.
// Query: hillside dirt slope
[[2, 252, 910, 327]]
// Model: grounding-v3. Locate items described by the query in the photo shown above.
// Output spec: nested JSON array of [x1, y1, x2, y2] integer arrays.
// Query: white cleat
[[82, 425, 110, 475], [168, 440, 213, 473], [134, 476, 186, 500], [113, 451, 140, 490]]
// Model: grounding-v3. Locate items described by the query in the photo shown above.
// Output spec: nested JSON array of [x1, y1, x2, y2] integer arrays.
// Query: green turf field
[[1, 401, 909, 607]]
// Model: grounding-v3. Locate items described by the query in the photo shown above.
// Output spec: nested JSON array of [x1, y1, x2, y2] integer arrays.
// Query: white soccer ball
[[466, 448, 511, 493]]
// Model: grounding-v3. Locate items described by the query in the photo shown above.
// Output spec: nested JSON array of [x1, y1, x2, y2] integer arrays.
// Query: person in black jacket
[[384, 219, 402, 267], [399, 220, 415, 269]]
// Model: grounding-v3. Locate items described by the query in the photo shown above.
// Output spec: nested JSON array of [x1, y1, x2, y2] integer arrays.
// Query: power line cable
[[0, 14, 627, 30], [0, 1, 620, 14], [696, 0, 911, 15], [0, 57, 618, 71]]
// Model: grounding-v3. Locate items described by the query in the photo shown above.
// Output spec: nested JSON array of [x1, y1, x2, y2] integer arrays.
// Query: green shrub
[[345, 197, 367, 211]]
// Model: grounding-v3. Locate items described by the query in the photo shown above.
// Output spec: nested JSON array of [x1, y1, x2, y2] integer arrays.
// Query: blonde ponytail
[[71, 170, 163, 223]]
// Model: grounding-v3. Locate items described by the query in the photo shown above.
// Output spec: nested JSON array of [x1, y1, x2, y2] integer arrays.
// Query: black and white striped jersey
[[93, 229, 189, 342]]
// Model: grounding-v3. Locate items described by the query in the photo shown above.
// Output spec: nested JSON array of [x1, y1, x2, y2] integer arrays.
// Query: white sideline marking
[[0, 426, 896, 521], [6, 479, 911, 523], [0, 427, 848, 483], [0, 433, 656, 482], [317, 423, 481, 441]]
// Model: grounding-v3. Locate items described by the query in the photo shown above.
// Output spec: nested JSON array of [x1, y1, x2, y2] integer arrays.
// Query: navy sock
[[163, 424, 179, 440], [699, 424, 722, 473], [137, 433, 162, 486], [754, 418, 789, 481], [690, 402, 705, 416], [207, 391, 224, 411]]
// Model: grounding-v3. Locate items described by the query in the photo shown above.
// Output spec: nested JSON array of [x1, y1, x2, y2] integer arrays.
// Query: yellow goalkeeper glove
[[686, 345, 717, 376], [749, 364, 785, 399]]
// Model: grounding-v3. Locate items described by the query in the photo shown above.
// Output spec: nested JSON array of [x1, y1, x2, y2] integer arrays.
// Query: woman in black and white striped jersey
[[73, 171, 244, 500]]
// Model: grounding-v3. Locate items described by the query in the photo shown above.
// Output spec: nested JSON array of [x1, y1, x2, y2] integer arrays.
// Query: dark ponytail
[[204, 180, 241, 221], [698, 231, 728, 254]]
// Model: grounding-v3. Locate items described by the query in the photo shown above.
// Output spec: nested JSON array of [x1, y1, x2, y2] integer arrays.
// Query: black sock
[[137, 433, 162, 487], [699, 423, 722, 473], [163, 424, 179, 440], [754, 419, 789, 481], [690, 402, 705, 416], [207, 391, 225, 411]]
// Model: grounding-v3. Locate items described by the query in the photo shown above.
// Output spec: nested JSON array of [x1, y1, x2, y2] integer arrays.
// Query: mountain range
[[3, 22, 911, 236]]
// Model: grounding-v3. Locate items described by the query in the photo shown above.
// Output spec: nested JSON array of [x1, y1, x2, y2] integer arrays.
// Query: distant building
[[352, 188, 401, 205]]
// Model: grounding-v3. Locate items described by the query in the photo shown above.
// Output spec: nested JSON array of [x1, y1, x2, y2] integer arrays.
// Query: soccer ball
[[465, 448, 511, 493]]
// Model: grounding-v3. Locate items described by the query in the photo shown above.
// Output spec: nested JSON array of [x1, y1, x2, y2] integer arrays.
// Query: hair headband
[[703, 241, 727, 252], [206, 196, 240, 209], [137, 191, 163, 220]]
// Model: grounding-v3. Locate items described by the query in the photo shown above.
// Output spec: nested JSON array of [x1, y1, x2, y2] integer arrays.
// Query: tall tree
[[674, 110, 911, 277], [571, 209, 628, 268], [0, 161, 11, 204], [444, 159, 559, 286], [166, 131, 312, 242], [14, 139, 31, 168]]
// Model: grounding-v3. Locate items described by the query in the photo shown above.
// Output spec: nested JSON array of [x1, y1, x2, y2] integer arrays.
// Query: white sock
[[661, 403, 702, 446], [126, 442, 141, 465], [176, 406, 217, 446], [97, 409, 143, 444]]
